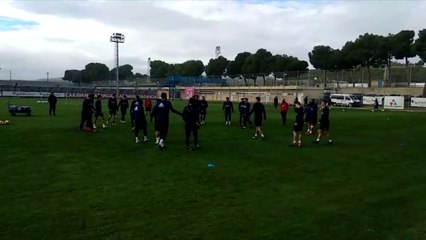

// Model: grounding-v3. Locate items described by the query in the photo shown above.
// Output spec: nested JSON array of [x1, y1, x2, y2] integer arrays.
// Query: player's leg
[[134, 121, 141, 143], [185, 124, 191, 149], [80, 113, 86, 131], [53, 104, 56, 116], [297, 131, 302, 146], [142, 123, 149, 142], [193, 126, 199, 148], [292, 130, 297, 145], [314, 129, 323, 143]]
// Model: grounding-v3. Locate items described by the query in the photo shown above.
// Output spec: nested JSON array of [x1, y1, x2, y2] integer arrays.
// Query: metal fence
[[1, 66, 425, 90]]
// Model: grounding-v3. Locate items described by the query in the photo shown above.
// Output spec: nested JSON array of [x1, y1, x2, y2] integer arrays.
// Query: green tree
[[63, 69, 82, 83], [182, 60, 205, 76], [227, 52, 251, 85], [205, 56, 229, 76], [110, 64, 134, 81], [150, 60, 169, 78], [241, 54, 260, 85], [350, 33, 389, 87], [85, 63, 109, 82], [308, 45, 336, 86], [255, 48, 273, 85]]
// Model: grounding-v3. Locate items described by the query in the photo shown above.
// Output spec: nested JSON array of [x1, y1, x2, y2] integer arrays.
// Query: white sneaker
[[159, 139, 165, 148], [93, 125, 97, 129], [155, 138, 160, 144], [143, 136, 149, 142], [135, 137, 141, 144], [102, 124, 107, 128]]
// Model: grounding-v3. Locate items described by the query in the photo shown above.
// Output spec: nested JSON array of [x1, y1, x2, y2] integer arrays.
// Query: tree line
[[150, 48, 308, 86], [63, 29, 426, 87], [63, 63, 146, 83], [309, 29, 426, 87]]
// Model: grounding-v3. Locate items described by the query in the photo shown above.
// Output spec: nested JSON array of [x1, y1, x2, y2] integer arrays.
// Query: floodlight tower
[[215, 46, 221, 59], [110, 33, 125, 95], [147, 57, 151, 84]]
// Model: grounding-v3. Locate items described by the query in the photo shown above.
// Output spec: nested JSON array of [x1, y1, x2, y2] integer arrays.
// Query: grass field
[[1, 97, 426, 240]]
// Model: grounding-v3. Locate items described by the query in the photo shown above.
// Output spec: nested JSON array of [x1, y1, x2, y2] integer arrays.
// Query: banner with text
[[384, 96, 404, 110], [411, 97, 426, 107]]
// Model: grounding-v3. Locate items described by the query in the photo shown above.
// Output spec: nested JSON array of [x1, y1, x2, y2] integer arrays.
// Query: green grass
[[1, 97, 426, 240]]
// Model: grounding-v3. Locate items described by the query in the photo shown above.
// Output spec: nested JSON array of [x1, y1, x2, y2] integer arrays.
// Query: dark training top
[[199, 100, 208, 111], [223, 101, 234, 113], [118, 99, 129, 111], [239, 102, 250, 115], [95, 100, 102, 113], [130, 99, 143, 115], [108, 97, 118, 111], [320, 105, 330, 122], [133, 101, 147, 124], [151, 99, 181, 122], [82, 98, 94, 115], [183, 103, 200, 126], [250, 102, 266, 120], [295, 107, 304, 124], [48, 94, 57, 105]]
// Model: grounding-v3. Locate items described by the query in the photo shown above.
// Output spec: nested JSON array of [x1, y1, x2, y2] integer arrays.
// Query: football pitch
[[1, 97, 426, 240]]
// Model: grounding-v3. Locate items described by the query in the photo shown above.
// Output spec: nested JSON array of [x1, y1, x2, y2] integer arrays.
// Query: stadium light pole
[[110, 33, 125, 95]]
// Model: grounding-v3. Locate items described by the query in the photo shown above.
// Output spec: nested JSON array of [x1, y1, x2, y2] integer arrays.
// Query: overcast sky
[[0, 0, 425, 80]]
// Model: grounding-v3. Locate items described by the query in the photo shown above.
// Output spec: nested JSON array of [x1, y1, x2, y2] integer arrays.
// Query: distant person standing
[[130, 95, 142, 129], [48, 92, 57, 116], [94, 95, 107, 129], [374, 98, 379, 111], [118, 95, 129, 123], [199, 96, 208, 124], [183, 97, 200, 150], [280, 99, 289, 126], [80, 93, 95, 132], [238, 98, 244, 126], [144, 96, 152, 117], [290, 101, 304, 147], [314, 100, 333, 145], [239, 98, 250, 129], [249, 97, 266, 140], [150, 92, 182, 149], [273, 96, 278, 109], [133, 98, 149, 144], [306, 99, 318, 135], [223, 97, 234, 126], [304, 96, 309, 106], [107, 93, 118, 125], [244, 98, 253, 127]]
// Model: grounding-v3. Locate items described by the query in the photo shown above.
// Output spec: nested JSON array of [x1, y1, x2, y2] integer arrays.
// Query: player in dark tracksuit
[[132, 98, 149, 143], [314, 100, 333, 144], [249, 97, 266, 140], [118, 95, 129, 123], [199, 96, 208, 124], [239, 99, 250, 129], [94, 95, 107, 129], [150, 93, 182, 149], [238, 98, 244, 126], [183, 97, 200, 151], [48, 92, 57, 116], [223, 97, 234, 126], [130, 96, 142, 129], [244, 98, 253, 127], [291, 101, 304, 147], [107, 94, 118, 125], [80, 94, 95, 132], [306, 99, 318, 135]]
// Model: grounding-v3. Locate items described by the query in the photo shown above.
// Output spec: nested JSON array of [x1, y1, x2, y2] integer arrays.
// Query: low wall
[[339, 87, 423, 96]]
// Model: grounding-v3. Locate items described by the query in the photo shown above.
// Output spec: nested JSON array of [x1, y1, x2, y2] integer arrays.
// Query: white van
[[330, 94, 361, 107]]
